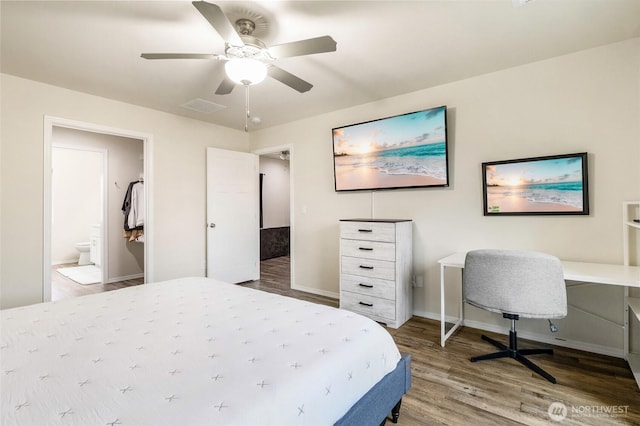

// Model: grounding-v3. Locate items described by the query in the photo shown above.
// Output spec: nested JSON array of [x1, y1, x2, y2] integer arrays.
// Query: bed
[[1, 277, 410, 425]]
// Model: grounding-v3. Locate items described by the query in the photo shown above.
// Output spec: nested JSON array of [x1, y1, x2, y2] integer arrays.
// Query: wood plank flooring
[[240, 255, 338, 307], [243, 256, 640, 425], [53, 256, 640, 424]]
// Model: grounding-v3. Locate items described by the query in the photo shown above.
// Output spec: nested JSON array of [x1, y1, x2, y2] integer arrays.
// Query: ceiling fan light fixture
[[225, 58, 267, 86]]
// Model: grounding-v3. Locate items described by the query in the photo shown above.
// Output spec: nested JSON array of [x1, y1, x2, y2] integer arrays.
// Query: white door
[[206, 147, 259, 283]]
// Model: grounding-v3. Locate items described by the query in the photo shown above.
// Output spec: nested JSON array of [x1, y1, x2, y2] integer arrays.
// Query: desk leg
[[441, 264, 464, 347], [459, 271, 465, 330], [440, 264, 446, 346], [624, 286, 629, 360]]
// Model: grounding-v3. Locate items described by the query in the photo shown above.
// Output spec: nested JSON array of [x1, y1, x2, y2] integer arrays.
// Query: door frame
[[43, 116, 154, 301], [252, 144, 295, 289]]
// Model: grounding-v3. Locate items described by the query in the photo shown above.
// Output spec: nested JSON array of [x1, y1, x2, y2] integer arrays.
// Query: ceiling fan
[[141, 1, 337, 95]]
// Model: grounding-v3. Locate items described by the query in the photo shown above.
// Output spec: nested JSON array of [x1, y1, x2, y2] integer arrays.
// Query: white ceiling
[[2, 0, 639, 132]]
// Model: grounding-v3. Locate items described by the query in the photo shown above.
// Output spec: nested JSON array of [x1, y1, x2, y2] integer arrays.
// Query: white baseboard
[[106, 273, 144, 284], [411, 309, 624, 359], [52, 258, 79, 266], [292, 284, 339, 300], [413, 309, 461, 325]]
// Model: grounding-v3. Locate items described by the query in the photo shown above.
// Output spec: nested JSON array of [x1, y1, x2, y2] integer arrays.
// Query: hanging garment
[[128, 181, 145, 229], [122, 180, 144, 233]]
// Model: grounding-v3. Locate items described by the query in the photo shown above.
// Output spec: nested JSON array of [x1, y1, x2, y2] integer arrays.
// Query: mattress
[[1, 277, 401, 425]]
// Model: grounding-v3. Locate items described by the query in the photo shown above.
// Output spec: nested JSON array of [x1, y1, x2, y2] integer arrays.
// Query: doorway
[[51, 145, 106, 297], [43, 117, 154, 302], [254, 145, 294, 290]]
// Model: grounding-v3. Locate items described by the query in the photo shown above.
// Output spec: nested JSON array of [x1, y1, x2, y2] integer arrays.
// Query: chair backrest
[[463, 249, 567, 319]]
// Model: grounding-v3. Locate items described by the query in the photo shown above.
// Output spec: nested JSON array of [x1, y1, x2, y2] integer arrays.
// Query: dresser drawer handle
[[358, 283, 374, 288], [359, 302, 373, 307], [358, 229, 373, 233], [359, 265, 374, 270], [358, 247, 373, 251]]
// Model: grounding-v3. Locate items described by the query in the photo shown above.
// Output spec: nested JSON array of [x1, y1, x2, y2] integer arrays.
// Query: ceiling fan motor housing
[[226, 34, 274, 61], [235, 18, 255, 35]]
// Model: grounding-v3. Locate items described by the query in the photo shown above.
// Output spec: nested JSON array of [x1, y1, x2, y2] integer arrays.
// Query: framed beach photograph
[[332, 105, 449, 192], [482, 152, 589, 216]]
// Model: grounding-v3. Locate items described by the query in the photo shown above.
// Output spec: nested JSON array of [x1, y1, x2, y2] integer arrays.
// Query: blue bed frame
[[334, 353, 412, 426]]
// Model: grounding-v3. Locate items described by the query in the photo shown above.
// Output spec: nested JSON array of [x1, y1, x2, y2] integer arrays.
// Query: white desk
[[438, 252, 640, 386]]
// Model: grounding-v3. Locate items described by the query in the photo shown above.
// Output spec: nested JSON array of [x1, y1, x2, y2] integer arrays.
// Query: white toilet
[[75, 242, 91, 265]]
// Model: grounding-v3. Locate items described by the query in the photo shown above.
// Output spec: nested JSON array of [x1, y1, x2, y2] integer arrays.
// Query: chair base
[[471, 332, 557, 384]]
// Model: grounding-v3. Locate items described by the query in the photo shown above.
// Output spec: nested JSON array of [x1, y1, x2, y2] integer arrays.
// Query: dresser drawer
[[341, 256, 395, 281], [340, 221, 396, 243], [340, 238, 395, 261], [340, 291, 395, 321], [341, 274, 396, 300]]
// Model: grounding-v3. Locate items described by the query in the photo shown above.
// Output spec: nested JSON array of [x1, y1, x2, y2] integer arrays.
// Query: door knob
[[209, 223, 216, 228]]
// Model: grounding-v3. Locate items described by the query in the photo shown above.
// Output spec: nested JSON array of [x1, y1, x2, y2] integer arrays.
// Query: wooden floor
[[388, 320, 640, 425], [51, 263, 144, 301], [240, 255, 339, 307], [53, 257, 640, 424], [243, 256, 640, 425]]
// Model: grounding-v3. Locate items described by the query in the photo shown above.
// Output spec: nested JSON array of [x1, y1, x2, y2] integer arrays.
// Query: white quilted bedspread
[[1, 277, 401, 425]]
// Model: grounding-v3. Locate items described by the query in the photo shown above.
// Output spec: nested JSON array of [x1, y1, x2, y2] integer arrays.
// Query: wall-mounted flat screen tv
[[482, 152, 589, 216], [332, 105, 449, 192]]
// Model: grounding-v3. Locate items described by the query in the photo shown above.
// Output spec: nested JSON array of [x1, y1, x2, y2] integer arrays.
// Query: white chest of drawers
[[339, 219, 413, 328]]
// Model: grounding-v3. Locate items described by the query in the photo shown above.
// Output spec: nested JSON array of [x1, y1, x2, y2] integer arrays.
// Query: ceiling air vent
[[512, 0, 536, 7], [180, 98, 226, 114]]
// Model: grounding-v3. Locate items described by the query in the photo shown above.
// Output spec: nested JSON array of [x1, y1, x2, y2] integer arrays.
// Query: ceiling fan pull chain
[[244, 84, 250, 132]]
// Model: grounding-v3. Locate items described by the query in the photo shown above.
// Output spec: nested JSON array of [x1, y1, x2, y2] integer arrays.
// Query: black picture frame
[[482, 152, 589, 216]]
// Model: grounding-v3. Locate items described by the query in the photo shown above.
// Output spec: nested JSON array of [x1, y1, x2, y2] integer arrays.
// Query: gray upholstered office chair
[[463, 249, 567, 383]]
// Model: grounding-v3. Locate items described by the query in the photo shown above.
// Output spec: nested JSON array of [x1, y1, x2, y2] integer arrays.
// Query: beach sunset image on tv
[[332, 106, 448, 191], [483, 153, 589, 215]]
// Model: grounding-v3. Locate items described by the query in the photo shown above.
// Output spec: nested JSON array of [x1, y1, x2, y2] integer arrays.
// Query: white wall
[[259, 156, 290, 228], [250, 38, 640, 354], [1, 38, 639, 355], [52, 127, 145, 281], [0, 74, 248, 309], [51, 146, 102, 264]]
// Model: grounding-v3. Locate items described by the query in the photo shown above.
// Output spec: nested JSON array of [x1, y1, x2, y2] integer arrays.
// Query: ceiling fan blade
[[268, 36, 337, 59], [267, 65, 313, 93], [215, 77, 236, 95], [192, 1, 244, 47], [141, 53, 222, 60]]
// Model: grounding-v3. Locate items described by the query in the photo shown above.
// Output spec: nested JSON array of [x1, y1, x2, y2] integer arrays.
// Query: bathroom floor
[[51, 263, 144, 302]]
